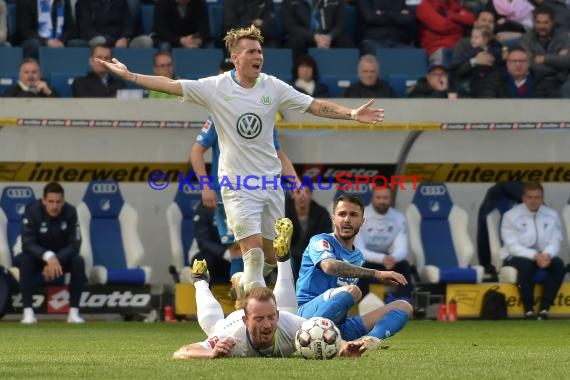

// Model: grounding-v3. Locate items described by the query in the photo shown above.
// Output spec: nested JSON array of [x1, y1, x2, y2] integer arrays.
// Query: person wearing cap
[[408, 61, 457, 98]]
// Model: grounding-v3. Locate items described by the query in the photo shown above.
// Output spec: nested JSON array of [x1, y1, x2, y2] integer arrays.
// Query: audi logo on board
[[92, 183, 118, 194], [420, 185, 447, 196], [6, 188, 34, 199]]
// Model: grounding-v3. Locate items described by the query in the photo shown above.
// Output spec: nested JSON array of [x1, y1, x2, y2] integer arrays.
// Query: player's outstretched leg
[[272, 217, 297, 313], [192, 260, 223, 335]]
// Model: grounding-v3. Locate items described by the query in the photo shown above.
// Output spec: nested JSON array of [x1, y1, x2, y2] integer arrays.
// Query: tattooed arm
[[306, 99, 384, 125], [320, 258, 408, 285], [320, 258, 376, 278]]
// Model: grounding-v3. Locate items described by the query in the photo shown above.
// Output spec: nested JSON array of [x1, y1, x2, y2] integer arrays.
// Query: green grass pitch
[[1, 320, 569, 379]]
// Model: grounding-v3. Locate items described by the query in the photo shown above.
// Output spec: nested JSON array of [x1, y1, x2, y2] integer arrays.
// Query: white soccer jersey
[[180, 72, 314, 183], [197, 310, 306, 358]]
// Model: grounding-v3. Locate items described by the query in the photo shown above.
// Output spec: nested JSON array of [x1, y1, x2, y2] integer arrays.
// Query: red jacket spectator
[[416, 0, 475, 56]]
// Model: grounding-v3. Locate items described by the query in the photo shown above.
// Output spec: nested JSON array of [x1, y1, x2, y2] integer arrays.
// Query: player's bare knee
[[392, 299, 414, 317], [345, 285, 362, 302]]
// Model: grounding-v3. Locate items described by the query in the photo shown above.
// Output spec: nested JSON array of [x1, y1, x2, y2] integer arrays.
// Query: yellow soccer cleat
[[191, 259, 210, 283], [273, 217, 293, 262]]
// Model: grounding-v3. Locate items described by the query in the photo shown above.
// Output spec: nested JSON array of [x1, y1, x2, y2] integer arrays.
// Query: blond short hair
[[223, 25, 264, 54]]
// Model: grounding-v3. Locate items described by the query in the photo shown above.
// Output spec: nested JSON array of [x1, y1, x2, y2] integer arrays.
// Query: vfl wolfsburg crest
[[236, 113, 262, 139], [261, 95, 271, 105]]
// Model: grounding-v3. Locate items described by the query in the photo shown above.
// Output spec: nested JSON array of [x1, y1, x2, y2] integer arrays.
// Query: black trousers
[[15, 253, 86, 309], [504, 256, 566, 312], [357, 259, 413, 300]]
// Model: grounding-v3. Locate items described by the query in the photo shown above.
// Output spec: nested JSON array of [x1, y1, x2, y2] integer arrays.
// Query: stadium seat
[[165, 184, 202, 283], [172, 48, 224, 79], [263, 48, 293, 82], [344, 3, 359, 45], [406, 183, 483, 283], [0, 47, 22, 95], [308, 48, 360, 97], [0, 186, 37, 269], [376, 48, 427, 81], [208, 3, 224, 48], [141, 4, 154, 35], [271, 2, 284, 46], [388, 74, 409, 98], [77, 180, 151, 285], [6, 2, 15, 40], [113, 48, 156, 75], [38, 47, 90, 96]]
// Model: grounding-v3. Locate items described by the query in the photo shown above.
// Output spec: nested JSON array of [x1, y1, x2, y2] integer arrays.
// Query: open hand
[[354, 99, 384, 124]]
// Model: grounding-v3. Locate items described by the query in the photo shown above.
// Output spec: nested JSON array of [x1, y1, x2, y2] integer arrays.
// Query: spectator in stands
[[148, 51, 177, 99], [15, 0, 87, 59], [460, 0, 488, 14], [154, 0, 210, 51], [354, 187, 413, 302], [0, 0, 9, 47], [486, 0, 535, 43], [416, 0, 476, 62], [14, 182, 85, 324], [500, 181, 566, 320], [72, 44, 126, 97], [76, 0, 153, 48], [408, 61, 458, 98], [355, 0, 415, 55], [532, 0, 570, 35], [3, 58, 59, 97], [452, 26, 505, 96], [475, 46, 555, 97], [223, 0, 277, 47], [190, 202, 236, 284], [342, 54, 398, 98], [451, 10, 504, 96], [518, 6, 570, 97], [290, 54, 330, 97], [285, 186, 331, 283], [281, 0, 354, 61]]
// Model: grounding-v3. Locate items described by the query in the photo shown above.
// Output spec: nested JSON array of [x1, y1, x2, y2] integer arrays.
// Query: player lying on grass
[[173, 218, 410, 359]]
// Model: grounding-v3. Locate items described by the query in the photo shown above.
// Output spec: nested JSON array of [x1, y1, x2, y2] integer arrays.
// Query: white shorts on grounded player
[[221, 186, 285, 241]]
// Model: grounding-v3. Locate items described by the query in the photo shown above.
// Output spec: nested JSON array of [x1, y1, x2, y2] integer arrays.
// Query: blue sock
[[368, 309, 409, 340], [229, 258, 244, 277], [315, 292, 355, 325]]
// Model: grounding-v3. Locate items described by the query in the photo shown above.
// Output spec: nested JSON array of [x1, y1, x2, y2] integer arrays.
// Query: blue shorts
[[298, 290, 367, 341], [214, 202, 235, 245]]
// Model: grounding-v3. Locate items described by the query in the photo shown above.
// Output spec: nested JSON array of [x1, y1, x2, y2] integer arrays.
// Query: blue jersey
[[196, 116, 282, 198], [296, 233, 364, 306]]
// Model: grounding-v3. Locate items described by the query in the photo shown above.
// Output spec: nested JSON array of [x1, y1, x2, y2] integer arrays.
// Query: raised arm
[[306, 99, 384, 125], [96, 58, 183, 97]]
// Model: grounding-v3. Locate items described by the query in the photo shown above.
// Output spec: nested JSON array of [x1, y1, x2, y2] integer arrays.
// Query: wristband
[[350, 109, 357, 120]]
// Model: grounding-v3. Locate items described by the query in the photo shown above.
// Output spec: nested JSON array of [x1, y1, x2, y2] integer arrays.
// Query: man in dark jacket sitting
[[342, 55, 398, 98], [72, 44, 126, 98]]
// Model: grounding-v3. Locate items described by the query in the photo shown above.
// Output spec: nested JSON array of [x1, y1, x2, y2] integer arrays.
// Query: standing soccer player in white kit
[[97, 25, 385, 296]]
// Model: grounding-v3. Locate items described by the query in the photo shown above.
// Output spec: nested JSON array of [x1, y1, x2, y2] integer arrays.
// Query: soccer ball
[[295, 317, 341, 360]]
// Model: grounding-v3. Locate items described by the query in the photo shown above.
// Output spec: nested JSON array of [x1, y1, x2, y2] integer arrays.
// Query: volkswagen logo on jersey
[[236, 113, 262, 139]]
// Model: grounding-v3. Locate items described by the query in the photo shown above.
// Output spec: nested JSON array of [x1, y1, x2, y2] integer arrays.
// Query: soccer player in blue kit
[[296, 194, 412, 348]]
